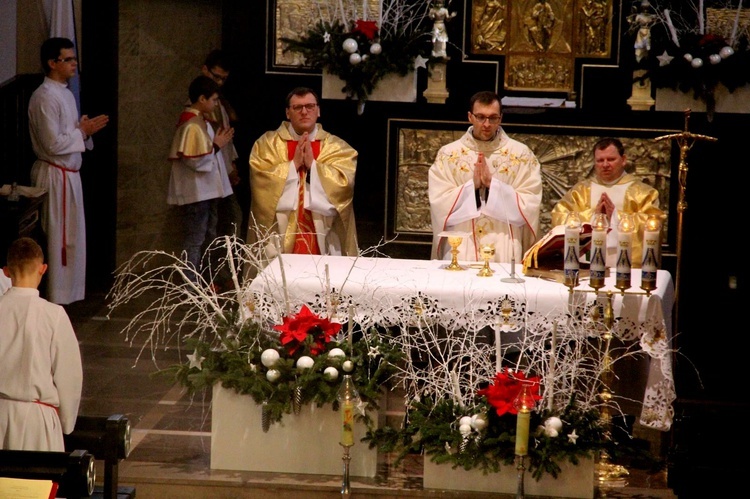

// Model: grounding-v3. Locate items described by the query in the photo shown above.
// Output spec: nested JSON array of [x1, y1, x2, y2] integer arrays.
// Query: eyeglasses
[[289, 103, 318, 113], [55, 57, 78, 63], [471, 113, 501, 125], [208, 69, 228, 82]]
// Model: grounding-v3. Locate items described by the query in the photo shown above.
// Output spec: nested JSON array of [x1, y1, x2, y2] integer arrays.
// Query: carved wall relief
[[470, 0, 614, 93]]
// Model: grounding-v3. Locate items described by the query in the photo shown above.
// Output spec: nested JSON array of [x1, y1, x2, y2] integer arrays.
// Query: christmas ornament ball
[[544, 416, 563, 432], [709, 53, 722, 64], [459, 423, 472, 436], [343, 360, 354, 372], [690, 57, 703, 68], [328, 348, 346, 359], [296, 355, 314, 370], [471, 414, 488, 431], [342, 38, 358, 53], [261, 349, 280, 367], [459, 416, 473, 427], [720, 46, 734, 59], [324, 366, 339, 380], [349, 53, 362, 65], [369, 42, 382, 55], [266, 369, 281, 382]]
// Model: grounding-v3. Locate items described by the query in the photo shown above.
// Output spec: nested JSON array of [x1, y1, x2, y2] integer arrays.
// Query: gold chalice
[[477, 245, 495, 277], [439, 231, 468, 271]]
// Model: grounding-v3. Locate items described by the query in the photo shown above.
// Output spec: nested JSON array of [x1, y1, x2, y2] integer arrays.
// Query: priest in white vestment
[[429, 91, 542, 263]]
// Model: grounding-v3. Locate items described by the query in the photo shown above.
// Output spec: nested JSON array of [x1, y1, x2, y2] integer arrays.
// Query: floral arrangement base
[[655, 84, 750, 114], [210, 385, 378, 477], [322, 71, 417, 102], [423, 457, 595, 498]]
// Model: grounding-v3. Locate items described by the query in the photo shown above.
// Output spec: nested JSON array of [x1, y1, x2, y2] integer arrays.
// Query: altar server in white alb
[[28, 37, 109, 304], [429, 91, 542, 263], [0, 237, 83, 451]]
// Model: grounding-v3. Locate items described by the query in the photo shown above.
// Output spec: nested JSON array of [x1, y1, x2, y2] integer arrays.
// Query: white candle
[[325, 263, 330, 294], [273, 235, 290, 315], [698, 0, 705, 34], [616, 215, 634, 290], [641, 216, 661, 290], [563, 213, 581, 287], [589, 212, 608, 289], [362, 0, 367, 20]]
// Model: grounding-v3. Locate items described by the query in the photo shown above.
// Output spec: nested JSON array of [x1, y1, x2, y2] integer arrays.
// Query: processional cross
[[654, 109, 717, 338]]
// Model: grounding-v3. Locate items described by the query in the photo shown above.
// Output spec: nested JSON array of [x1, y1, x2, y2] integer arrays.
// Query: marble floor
[[65, 291, 678, 499]]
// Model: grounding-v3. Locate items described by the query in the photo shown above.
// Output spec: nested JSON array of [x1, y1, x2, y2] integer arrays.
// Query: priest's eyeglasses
[[471, 113, 501, 125], [290, 103, 318, 113], [55, 56, 78, 63]]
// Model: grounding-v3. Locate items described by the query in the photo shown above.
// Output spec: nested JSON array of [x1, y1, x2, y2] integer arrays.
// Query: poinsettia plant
[[274, 304, 341, 356], [478, 368, 543, 416]]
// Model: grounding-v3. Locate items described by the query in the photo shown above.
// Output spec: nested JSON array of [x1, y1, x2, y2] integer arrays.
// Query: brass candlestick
[[595, 291, 629, 488]]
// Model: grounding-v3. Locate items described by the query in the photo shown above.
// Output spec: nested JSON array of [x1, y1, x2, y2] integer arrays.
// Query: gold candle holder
[[477, 245, 495, 277]]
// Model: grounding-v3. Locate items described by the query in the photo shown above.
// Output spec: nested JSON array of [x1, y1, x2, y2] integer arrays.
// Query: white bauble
[[342, 38, 358, 53], [683, 53, 693, 62], [361, 54, 369, 62], [459, 416, 473, 427], [369, 42, 382, 55], [260, 349, 280, 367], [709, 54, 722, 65], [545, 428, 559, 437], [720, 46, 734, 59], [544, 416, 563, 432], [296, 356, 314, 370], [324, 366, 339, 380], [471, 414, 488, 431], [690, 57, 704, 68], [266, 369, 281, 382], [342, 360, 354, 372], [459, 423, 472, 436], [349, 53, 362, 65], [328, 348, 346, 359]]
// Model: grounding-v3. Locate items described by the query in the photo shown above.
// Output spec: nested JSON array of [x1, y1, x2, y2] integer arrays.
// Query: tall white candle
[[641, 216, 661, 291], [698, 0, 705, 34], [494, 326, 502, 373], [731, 1, 744, 45], [348, 304, 355, 353], [547, 323, 557, 411], [325, 263, 331, 294], [615, 214, 634, 290], [563, 213, 581, 287], [590, 212, 608, 289]]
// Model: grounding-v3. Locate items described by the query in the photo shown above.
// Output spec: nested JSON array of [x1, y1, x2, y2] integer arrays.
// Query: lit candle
[[513, 383, 535, 456], [563, 212, 581, 288], [341, 399, 355, 446], [641, 215, 661, 293], [589, 212, 609, 290], [615, 213, 634, 291]]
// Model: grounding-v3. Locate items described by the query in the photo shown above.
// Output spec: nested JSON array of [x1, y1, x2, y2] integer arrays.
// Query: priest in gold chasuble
[[249, 87, 358, 260]]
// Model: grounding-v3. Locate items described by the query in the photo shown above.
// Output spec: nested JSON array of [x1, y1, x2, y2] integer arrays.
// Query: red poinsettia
[[273, 305, 341, 356], [477, 368, 542, 416], [353, 20, 378, 40]]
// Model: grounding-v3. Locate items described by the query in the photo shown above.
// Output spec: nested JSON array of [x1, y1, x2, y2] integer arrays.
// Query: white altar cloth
[[248, 255, 675, 431]]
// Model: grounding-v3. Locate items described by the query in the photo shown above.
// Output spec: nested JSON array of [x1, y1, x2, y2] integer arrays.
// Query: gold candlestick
[[477, 245, 495, 277]]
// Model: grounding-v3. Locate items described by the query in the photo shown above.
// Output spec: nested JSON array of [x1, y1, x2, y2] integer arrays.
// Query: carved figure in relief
[[525, 0, 556, 51], [581, 0, 607, 54], [473, 0, 507, 53]]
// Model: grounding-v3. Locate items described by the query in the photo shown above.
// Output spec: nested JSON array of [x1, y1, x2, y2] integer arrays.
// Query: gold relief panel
[[508, 0, 573, 54], [576, 0, 613, 57], [273, 0, 312, 68], [505, 54, 573, 92], [471, 0, 509, 55], [390, 122, 674, 240]]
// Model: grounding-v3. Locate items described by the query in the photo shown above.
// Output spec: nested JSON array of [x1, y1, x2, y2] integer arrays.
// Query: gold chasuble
[[288, 140, 321, 254], [249, 122, 358, 257]]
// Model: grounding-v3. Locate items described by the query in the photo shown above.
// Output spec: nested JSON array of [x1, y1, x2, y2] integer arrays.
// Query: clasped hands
[[473, 152, 493, 190], [293, 132, 315, 172], [78, 114, 109, 138], [213, 126, 234, 150], [595, 192, 615, 221]]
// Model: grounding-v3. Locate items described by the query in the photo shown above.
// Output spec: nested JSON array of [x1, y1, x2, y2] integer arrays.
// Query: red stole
[[287, 140, 321, 254]]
